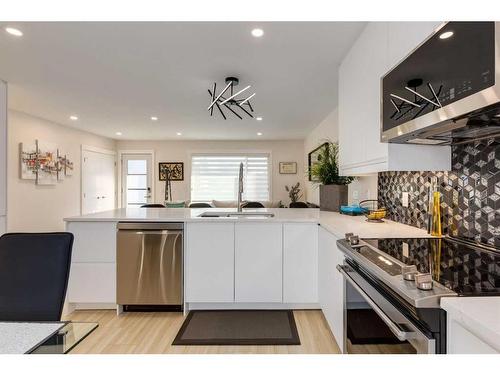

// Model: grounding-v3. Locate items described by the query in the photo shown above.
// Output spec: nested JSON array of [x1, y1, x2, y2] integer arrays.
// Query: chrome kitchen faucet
[[237, 162, 243, 212]]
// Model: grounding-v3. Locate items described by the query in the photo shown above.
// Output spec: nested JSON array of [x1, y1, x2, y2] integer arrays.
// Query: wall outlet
[[402, 242, 409, 258], [352, 190, 359, 200], [402, 192, 409, 207]]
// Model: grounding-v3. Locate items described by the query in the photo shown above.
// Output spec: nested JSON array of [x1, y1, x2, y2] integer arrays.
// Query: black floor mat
[[172, 310, 300, 346]]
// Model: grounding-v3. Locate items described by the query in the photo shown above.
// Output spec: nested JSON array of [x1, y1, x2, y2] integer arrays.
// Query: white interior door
[[82, 150, 116, 214], [121, 153, 153, 208]]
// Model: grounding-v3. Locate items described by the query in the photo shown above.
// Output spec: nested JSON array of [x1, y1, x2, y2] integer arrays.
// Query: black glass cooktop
[[364, 237, 500, 296]]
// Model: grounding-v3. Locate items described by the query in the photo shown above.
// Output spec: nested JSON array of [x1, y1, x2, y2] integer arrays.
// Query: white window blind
[[191, 154, 270, 202]]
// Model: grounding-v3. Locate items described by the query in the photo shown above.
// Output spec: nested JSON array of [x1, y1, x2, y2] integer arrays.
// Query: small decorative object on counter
[[359, 199, 387, 222], [428, 177, 442, 237], [285, 182, 302, 203], [339, 204, 367, 216], [430, 190, 442, 237], [308, 141, 354, 212]]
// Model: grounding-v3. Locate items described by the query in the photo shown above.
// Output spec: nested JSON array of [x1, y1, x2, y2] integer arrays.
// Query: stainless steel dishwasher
[[117, 222, 183, 310]]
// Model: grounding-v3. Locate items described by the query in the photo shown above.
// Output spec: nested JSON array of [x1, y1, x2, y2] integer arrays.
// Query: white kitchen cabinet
[[67, 263, 116, 303], [235, 223, 282, 303], [0, 80, 6, 232], [318, 226, 345, 352], [447, 317, 498, 354], [338, 22, 451, 176], [66, 221, 117, 306], [185, 222, 235, 303], [68, 221, 117, 263], [283, 223, 318, 303]]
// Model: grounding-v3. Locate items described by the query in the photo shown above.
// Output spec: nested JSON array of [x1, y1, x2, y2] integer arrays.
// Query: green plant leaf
[[308, 141, 354, 186]]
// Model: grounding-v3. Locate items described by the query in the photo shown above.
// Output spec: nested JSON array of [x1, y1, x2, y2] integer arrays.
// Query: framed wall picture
[[308, 142, 328, 181], [159, 162, 184, 181], [279, 162, 297, 174]]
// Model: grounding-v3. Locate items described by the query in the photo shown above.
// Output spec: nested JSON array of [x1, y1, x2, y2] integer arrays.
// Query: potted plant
[[309, 141, 354, 212], [285, 182, 302, 204]]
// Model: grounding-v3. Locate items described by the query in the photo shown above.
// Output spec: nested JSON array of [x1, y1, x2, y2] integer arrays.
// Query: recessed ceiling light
[[257, 132, 263, 136], [150, 116, 158, 121], [439, 31, 454, 40], [256, 117, 263, 121], [176, 132, 182, 136], [251, 28, 264, 38], [5, 27, 23, 37], [69, 115, 78, 121], [115, 132, 122, 136]]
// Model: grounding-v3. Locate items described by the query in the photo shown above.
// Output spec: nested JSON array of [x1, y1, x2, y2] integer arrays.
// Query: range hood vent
[[381, 22, 500, 145]]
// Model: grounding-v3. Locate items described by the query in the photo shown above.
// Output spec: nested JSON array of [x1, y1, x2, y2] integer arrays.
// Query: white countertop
[[441, 297, 500, 352], [65, 208, 430, 239]]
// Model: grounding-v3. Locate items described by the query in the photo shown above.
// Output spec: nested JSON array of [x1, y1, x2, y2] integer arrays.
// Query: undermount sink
[[198, 211, 275, 218]]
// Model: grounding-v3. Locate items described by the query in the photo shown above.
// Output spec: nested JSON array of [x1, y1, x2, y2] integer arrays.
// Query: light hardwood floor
[[64, 309, 341, 354]]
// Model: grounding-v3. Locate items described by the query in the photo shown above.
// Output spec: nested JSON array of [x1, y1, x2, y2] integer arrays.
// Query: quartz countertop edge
[[64, 208, 430, 239], [441, 297, 500, 352]]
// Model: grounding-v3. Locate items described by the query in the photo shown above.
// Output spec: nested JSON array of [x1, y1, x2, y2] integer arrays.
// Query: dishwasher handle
[[117, 222, 183, 231], [131, 230, 182, 235]]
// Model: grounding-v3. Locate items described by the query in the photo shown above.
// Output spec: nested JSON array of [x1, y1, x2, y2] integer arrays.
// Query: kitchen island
[[64, 207, 429, 311], [64, 207, 429, 353]]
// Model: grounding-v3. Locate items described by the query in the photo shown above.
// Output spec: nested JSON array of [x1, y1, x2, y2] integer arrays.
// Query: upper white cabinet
[[283, 223, 318, 303], [0, 80, 6, 228], [185, 222, 235, 303], [338, 22, 451, 175], [235, 223, 283, 303]]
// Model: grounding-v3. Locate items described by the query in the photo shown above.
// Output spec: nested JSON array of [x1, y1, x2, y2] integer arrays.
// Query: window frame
[[189, 151, 273, 203]]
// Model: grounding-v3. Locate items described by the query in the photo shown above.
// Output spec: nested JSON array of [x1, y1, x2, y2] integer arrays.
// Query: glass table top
[[29, 321, 98, 354]]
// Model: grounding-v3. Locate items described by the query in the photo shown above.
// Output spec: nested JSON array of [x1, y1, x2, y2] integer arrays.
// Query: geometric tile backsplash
[[378, 137, 500, 247]]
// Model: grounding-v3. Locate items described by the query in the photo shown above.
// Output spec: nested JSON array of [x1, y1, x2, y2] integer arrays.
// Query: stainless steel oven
[[338, 261, 436, 354]]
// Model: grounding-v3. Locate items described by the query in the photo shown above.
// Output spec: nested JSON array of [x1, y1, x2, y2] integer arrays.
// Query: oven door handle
[[337, 264, 418, 342]]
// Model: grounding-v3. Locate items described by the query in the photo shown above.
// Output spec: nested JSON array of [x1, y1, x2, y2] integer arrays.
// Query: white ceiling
[[0, 22, 365, 140]]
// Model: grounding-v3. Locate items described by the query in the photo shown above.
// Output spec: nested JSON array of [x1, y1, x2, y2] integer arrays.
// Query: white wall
[[116, 139, 305, 206], [7, 110, 116, 231], [304, 108, 378, 205], [304, 109, 338, 204], [0, 81, 6, 235]]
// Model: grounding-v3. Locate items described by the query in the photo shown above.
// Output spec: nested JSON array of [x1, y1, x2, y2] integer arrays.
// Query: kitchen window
[[191, 154, 270, 202]]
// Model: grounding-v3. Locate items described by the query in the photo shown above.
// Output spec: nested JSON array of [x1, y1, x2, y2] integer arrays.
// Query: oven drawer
[[337, 264, 436, 354]]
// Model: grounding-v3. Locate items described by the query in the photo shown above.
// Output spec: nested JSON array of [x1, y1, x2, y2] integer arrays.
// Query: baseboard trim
[[186, 302, 320, 310], [71, 302, 117, 310]]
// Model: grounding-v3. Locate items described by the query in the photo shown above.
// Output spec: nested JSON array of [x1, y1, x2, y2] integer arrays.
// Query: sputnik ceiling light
[[207, 77, 256, 120]]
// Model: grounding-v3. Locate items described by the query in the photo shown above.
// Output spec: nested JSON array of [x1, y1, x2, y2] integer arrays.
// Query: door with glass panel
[[121, 154, 153, 208]]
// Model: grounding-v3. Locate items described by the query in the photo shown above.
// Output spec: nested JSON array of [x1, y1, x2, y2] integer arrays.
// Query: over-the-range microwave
[[381, 21, 500, 145]]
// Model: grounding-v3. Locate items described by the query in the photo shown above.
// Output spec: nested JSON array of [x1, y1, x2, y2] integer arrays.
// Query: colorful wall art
[[19, 140, 74, 185], [56, 149, 74, 180], [36, 140, 58, 185], [20, 142, 38, 180]]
